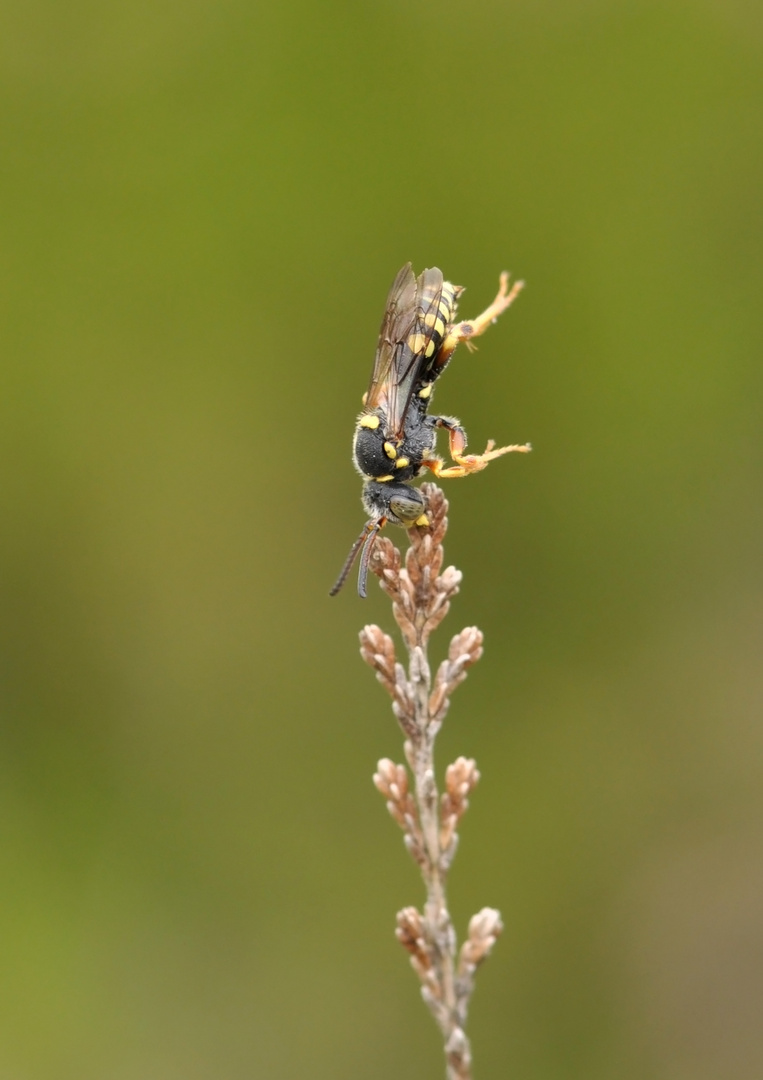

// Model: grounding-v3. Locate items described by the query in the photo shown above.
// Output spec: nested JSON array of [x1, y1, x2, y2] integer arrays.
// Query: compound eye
[[388, 492, 426, 526]]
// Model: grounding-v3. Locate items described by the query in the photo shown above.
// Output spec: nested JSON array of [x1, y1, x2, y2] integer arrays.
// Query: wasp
[[330, 263, 530, 597]]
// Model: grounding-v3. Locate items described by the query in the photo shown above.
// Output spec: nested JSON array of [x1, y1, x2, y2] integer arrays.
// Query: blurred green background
[[2, 1, 762, 1077]]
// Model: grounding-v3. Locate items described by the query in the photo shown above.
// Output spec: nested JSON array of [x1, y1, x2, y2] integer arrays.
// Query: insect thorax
[[353, 409, 437, 484]]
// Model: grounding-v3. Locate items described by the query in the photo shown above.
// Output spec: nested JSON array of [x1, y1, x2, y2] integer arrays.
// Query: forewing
[[365, 265, 444, 439], [365, 263, 416, 415]]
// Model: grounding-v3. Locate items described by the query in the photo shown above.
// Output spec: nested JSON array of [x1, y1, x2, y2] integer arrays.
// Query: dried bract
[[359, 624, 416, 736], [429, 627, 484, 721], [372, 759, 426, 865], [458, 908, 504, 975], [439, 757, 481, 858]]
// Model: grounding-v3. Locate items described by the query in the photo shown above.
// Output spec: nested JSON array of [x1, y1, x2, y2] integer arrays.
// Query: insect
[[330, 263, 530, 598]]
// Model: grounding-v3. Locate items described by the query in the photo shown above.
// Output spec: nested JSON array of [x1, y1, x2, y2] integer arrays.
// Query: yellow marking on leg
[[429, 463, 469, 478], [359, 414, 380, 429]]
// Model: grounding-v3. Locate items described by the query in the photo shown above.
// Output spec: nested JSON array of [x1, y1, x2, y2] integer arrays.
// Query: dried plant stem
[[361, 484, 503, 1080]]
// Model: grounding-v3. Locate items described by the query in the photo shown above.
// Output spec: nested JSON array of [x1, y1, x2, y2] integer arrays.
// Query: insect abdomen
[[412, 280, 462, 390]]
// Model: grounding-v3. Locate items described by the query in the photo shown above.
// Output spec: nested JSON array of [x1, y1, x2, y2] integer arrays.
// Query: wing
[[364, 263, 417, 423], [365, 264, 445, 440]]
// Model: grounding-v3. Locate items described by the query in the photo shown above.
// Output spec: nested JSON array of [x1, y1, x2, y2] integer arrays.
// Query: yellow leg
[[440, 272, 524, 358], [424, 439, 532, 479], [427, 417, 531, 477]]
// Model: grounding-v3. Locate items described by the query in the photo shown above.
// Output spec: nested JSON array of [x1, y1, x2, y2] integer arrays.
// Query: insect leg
[[424, 416, 531, 478], [437, 272, 524, 368]]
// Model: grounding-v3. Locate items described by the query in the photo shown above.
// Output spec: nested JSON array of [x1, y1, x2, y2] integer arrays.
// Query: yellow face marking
[[418, 384, 432, 399], [395, 457, 410, 469], [407, 332, 427, 354], [425, 339, 436, 358], [376, 474, 394, 482], [359, 414, 380, 429], [383, 441, 397, 459], [415, 513, 430, 527]]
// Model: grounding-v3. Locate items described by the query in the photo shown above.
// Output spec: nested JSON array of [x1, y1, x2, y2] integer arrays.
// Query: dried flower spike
[[360, 486, 504, 1080]]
